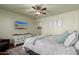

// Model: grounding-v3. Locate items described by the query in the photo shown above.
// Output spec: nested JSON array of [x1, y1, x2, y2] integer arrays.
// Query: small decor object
[[37, 27, 41, 29], [15, 21, 30, 29]]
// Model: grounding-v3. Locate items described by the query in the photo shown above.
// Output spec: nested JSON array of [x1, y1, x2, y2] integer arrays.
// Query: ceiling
[[0, 4, 79, 19]]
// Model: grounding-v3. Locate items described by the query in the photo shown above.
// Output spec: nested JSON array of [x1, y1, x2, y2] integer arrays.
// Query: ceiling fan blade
[[32, 6, 36, 10], [32, 5, 42, 10], [36, 5, 42, 10], [40, 12, 46, 14], [37, 6, 42, 10], [41, 8, 47, 11], [37, 6, 41, 10], [42, 12, 46, 14]]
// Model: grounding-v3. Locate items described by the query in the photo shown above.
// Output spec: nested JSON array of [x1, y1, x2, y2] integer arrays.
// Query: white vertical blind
[[49, 20, 53, 27], [53, 19, 58, 27], [58, 19, 63, 27], [53, 19, 63, 27]]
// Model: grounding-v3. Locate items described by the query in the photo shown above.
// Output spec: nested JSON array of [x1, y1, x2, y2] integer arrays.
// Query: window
[[52, 19, 63, 27]]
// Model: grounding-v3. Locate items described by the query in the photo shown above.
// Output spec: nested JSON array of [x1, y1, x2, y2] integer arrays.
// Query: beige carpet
[[7, 45, 29, 55]]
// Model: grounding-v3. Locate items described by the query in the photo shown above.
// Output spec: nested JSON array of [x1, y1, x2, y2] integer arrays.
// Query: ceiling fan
[[32, 4, 47, 15]]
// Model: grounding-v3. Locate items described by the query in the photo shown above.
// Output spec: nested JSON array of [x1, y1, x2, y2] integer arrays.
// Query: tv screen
[[15, 21, 30, 29]]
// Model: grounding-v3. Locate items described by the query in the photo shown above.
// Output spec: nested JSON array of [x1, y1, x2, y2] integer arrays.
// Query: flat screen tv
[[15, 21, 30, 29]]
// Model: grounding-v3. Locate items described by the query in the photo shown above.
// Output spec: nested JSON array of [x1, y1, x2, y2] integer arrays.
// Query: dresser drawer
[[13, 34, 32, 46]]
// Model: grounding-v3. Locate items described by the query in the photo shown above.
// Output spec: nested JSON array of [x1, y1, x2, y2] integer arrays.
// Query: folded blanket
[[33, 35, 53, 45]]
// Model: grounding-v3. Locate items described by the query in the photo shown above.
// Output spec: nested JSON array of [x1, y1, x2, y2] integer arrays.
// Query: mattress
[[23, 35, 77, 55]]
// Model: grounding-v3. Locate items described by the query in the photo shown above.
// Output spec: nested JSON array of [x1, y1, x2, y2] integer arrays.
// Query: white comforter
[[23, 35, 77, 55]]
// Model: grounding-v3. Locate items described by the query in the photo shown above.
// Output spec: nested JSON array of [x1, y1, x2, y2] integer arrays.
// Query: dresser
[[13, 33, 32, 46]]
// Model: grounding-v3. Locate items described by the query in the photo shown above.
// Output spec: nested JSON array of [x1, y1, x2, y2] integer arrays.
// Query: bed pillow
[[57, 31, 70, 43], [74, 40, 79, 50], [64, 31, 78, 47]]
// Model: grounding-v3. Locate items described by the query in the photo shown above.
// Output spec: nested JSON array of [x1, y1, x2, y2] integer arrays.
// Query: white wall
[[0, 8, 79, 40], [0, 9, 37, 39], [38, 10, 79, 35]]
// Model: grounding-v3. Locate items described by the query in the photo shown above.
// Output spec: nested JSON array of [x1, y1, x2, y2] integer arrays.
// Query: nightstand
[[0, 39, 10, 52]]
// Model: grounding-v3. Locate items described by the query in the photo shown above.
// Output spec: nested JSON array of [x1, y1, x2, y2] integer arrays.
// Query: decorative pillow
[[57, 31, 70, 43], [64, 31, 78, 47], [74, 40, 79, 50]]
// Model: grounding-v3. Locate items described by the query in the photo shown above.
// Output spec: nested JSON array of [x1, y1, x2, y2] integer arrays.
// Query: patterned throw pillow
[[74, 40, 79, 50], [64, 31, 78, 47]]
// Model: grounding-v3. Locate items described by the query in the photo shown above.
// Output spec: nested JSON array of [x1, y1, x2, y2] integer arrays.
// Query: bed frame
[[24, 47, 40, 55]]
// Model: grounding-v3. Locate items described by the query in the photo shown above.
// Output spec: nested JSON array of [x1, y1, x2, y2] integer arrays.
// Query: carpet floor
[[6, 45, 29, 55]]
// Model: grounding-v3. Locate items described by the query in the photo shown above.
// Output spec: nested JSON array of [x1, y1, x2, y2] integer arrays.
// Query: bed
[[23, 35, 77, 55]]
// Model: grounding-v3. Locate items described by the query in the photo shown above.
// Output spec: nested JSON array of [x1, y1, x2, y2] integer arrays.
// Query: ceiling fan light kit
[[36, 12, 41, 15]]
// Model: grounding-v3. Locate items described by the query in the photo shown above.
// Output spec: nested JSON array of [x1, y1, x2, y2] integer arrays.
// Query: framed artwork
[[15, 21, 30, 29]]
